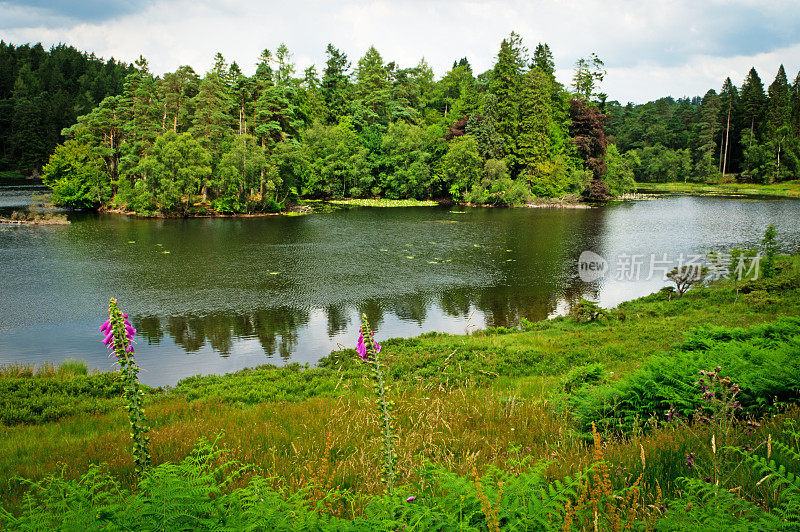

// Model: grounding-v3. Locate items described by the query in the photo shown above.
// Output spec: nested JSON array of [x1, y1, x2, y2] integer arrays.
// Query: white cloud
[[602, 42, 800, 104], [1, 0, 798, 103]]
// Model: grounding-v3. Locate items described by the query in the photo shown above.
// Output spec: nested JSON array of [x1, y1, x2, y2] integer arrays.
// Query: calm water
[[1, 183, 798, 385]]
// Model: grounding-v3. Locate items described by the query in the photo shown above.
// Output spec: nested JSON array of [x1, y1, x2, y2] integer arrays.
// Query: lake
[[1, 183, 798, 386]]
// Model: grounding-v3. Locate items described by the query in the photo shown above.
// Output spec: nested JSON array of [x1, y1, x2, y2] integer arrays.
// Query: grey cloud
[[0, 0, 153, 27]]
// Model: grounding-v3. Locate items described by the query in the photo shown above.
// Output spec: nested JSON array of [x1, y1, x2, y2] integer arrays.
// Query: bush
[[571, 299, 607, 323], [560, 363, 606, 393], [0, 370, 130, 425], [569, 318, 800, 435]]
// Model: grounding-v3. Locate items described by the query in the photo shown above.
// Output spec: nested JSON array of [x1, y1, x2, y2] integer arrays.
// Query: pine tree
[[321, 44, 351, 124], [160, 65, 198, 134], [490, 32, 527, 174], [466, 93, 504, 160], [791, 71, 800, 137], [118, 56, 160, 186], [10, 64, 47, 173], [766, 65, 792, 181], [190, 57, 235, 157], [517, 68, 557, 168], [739, 67, 766, 148], [572, 53, 605, 101], [695, 89, 720, 178], [718, 77, 738, 176], [532, 43, 555, 77], [767, 65, 791, 133], [354, 45, 391, 127]]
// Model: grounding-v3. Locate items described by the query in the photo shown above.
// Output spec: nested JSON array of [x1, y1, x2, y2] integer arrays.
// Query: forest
[[1, 35, 799, 214], [0, 42, 133, 176]]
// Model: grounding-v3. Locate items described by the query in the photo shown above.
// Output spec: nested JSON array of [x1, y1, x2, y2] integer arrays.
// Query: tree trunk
[[260, 137, 265, 195], [174, 97, 179, 133], [722, 99, 731, 178]]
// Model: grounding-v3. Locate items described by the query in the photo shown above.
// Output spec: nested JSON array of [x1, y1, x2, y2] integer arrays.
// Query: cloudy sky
[[1, 0, 799, 103]]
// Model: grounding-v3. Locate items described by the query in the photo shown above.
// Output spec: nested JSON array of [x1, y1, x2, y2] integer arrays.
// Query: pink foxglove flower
[[357, 328, 368, 360], [101, 298, 136, 356]]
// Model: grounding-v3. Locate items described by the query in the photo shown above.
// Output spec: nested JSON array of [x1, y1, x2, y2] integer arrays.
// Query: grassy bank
[[0, 171, 28, 181], [1, 257, 800, 528], [638, 180, 800, 198]]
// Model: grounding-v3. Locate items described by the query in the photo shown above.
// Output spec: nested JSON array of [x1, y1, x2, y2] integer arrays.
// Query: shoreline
[[0, 216, 70, 226], [637, 180, 800, 198]]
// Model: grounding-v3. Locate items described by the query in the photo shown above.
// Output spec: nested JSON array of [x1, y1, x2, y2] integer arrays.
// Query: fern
[[655, 478, 779, 530]]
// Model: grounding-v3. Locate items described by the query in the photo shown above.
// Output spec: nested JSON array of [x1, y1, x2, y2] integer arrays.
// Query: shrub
[[569, 318, 800, 436], [571, 299, 607, 323], [560, 363, 606, 393]]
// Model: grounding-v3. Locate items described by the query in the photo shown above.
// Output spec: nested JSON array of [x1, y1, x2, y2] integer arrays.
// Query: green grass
[[638, 180, 800, 198], [1, 256, 799, 525], [0, 360, 141, 425], [0, 170, 28, 180]]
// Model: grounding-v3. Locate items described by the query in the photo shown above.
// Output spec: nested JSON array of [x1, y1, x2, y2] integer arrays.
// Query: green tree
[[765, 65, 793, 181], [118, 56, 160, 186], [138, 132, 211, 213], [190, 54, 235, 171], [160, 66, 199, 134], [467, 93, 505, 159], [517, 68, 561, 170], [718, 77, 738, 176], [532, 43, 555, 76], [42, 140, 108, 209], [572, 53, 605, 101], [440, 135, 482, 200], [602, 143, 636, 195], [10, 64, 48, 173], [694, 89, 721, 180], [490, 32, 527, 173], [377, 121, 434, 198], [739, 67, 766, 147], [321, 44, 351, 124], [303, 119, 370, 197], [354, 46, 391, 127], [215, 134, 274, 212]]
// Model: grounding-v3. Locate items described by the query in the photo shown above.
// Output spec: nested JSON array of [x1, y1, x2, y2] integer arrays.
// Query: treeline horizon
[[1, 37, 798, 215]]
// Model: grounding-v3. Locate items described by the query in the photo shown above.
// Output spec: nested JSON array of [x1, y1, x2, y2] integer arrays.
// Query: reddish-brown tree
[[569, 99, 610, 200], [444, 116, 469, 140]]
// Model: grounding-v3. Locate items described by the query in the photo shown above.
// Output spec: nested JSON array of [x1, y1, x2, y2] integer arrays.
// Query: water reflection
[[136, 307, 308, 359], [2, 190, 799, 386]]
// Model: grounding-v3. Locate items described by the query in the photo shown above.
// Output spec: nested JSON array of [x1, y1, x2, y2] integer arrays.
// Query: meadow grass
[[1, 256, 799, 524], [638, 180, 800, 197]]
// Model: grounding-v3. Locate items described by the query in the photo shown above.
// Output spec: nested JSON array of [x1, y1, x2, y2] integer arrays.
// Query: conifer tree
[[321, 44, 351, 124], [695, 89, 721, 178], [189, 54, 235, 175], [739, 67, 766, 147], [490, 32, 528, 174]]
